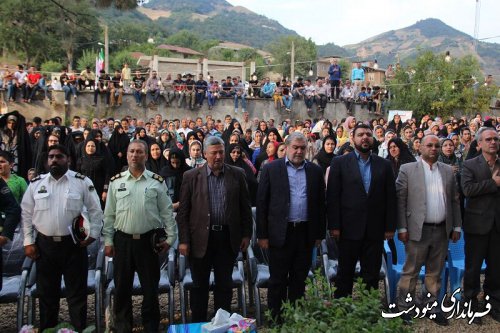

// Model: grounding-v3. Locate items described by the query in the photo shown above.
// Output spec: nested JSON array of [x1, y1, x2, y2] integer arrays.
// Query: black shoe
[[400, 312, 412, 325], [490, 309, 500, 323], [429, 312, 449, 326]]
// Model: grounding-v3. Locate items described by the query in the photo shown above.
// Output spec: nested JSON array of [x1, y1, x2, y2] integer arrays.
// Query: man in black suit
[[327, 124, 396, 298], [461, 126, 500, 323], [257, 132, 326, 320]]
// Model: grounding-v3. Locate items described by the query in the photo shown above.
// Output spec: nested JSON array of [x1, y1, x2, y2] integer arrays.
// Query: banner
[[388, 110, 413, 123]]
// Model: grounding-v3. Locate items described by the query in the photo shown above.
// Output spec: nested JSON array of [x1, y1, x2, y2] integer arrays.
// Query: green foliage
[[110, 50, 136, 73], [41, 61, 63, 73], [266, 272, 409, 333], [267, 36, 317, 79], [317, 43, 354, 58], [165, 30, 203, 50], [77, 49, 98, 72], [389, 51, 496, 118]]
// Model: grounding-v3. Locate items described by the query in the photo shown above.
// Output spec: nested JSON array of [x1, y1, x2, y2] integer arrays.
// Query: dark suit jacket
[[176, 164, 253, 258], [461, 154, 500, 235], [326, 152, 397, 241], [256, 159, 326, 248]]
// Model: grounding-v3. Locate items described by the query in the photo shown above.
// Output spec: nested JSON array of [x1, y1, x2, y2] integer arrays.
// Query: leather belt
[[423, 221, 445, 227], [288, 221, 308, 228], [210, 224, 228, 231], [37, 232, 73, 242], [115, 229, 154, 239]]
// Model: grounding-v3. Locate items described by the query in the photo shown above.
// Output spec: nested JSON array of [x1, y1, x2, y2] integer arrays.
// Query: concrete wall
[[2, 90, 499, 125]]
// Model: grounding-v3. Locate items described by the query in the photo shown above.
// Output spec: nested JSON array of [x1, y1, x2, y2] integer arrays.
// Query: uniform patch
[[117, 183, 127, 191], [152, 173, 164, 182], [89, 185, 95, 191], [37, 186, 47, 194], [0, 187, 11, 194], [31, 176, 42, 183], [75, 172, 86, 180], [110, 173, 123, 181]]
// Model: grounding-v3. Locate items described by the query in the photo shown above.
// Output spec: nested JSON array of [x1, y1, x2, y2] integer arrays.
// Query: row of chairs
[[1, 216, 484, 331]]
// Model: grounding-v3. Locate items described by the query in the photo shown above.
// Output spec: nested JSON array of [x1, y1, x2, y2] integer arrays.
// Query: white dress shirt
[[21, 170, 103, 245], [422, 161, 446, 223]]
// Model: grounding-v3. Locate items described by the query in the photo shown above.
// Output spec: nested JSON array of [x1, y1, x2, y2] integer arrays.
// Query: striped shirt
[[207, 165, 226, 226]]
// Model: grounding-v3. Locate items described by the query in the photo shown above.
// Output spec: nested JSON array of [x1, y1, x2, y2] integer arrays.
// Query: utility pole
[[104, 24, 109, 74], [290, 41, 295, 80]]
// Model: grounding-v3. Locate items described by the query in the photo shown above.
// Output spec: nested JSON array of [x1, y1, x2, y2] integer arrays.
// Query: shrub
[[77, 49, 98, 72], [110, 50, 136, 74], [40, 61, 63, 73], [266, 272, 409, 333]]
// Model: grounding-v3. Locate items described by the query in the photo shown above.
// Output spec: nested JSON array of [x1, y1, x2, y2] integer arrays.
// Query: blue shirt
[[285, 157, 308, 222], [351, 67, 365, 81], [355, 150, 371, 193]]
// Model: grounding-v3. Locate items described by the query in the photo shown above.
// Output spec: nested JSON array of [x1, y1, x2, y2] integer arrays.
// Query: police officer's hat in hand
[[151, 228, 167, 253], [72, 212, 90, 242]]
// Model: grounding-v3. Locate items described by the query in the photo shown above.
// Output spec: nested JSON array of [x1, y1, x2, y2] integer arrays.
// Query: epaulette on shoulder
[[152, 173, 164, 182], [75, 172, 86, 180], [110, 173, 123, 182], [31, 175, 42, 183]]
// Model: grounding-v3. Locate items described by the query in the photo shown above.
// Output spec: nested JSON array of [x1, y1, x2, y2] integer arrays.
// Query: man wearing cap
[[104, 139, 177, 332], [21, 144, 103, 332]]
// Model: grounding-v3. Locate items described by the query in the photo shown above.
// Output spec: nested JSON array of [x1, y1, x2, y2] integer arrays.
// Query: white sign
[[388, 110, 413, 122]]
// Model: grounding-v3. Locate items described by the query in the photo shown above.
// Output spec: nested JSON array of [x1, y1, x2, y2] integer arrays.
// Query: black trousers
[[335, 238, 383, 298], [268, 223, 312, 320], [315, 94, 327, 108], [113, 231, 160, 333], [190, 229, 236, 322], [35, 234, 88, 332], [464, 229, 500, 311], [330, 80, 340, 99]]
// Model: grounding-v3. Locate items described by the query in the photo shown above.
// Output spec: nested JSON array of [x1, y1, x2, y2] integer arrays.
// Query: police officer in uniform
[[21, 144, 103, 332], [103, 139, 177, 333], [0, 177, 21, 291]]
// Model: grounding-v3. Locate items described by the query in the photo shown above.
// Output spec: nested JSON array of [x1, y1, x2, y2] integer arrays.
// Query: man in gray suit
[[395, 135, 462, 325], [462, 126, 500, 324]]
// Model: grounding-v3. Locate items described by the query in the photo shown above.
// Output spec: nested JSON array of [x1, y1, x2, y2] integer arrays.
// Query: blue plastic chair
[[384, 237, 447, 304], [448, 236, 486, 300]]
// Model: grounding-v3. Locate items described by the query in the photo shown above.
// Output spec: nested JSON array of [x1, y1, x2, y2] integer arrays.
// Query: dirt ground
[[2, 279, 500, 332]]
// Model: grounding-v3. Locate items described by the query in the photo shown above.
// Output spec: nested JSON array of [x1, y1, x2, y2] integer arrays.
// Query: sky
[[226, 0, 500, 46]]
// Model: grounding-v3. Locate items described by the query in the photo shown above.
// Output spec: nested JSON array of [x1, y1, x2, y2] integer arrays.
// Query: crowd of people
[[1, 61, 393, 116], [0, 106, 499, 331]]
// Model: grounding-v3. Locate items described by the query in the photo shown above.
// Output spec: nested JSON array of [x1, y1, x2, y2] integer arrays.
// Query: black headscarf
[[146, 142, 168, 174], [224, 143, 258, 205], [386, 137, 416, 176], [0, 111, 32, 178], [313, 135, 337, 173], [108, 125, 130, 174], [183, 131, 200, 157], [159, 147, 191, 203]]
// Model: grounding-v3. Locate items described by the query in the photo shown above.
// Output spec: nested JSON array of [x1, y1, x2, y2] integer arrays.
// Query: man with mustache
[[21, 144, 103, 332]]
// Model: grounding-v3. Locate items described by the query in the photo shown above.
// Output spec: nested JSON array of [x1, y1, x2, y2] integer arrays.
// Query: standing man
[[104, 140, 177, 332], [328, 58, 342, 100], [351, 62, 365, 89], [396, 135, 461, 325], [176, 136, 252, 322], [461, 127, 500, 323], [0, 177, 21, 291], [21, 144, 103, 332], [327, 124, 396, 298], [257, 132, 325, 320]]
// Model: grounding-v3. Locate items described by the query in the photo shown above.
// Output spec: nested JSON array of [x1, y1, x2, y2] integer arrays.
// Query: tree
[[267, 36, 317, 79], [389, 51, 496, 118]]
